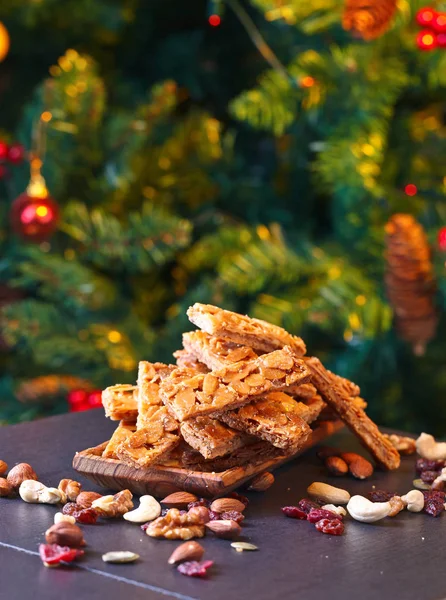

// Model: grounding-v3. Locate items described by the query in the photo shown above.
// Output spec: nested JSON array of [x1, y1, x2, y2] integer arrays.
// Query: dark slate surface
[[0, 410, 444, 600]]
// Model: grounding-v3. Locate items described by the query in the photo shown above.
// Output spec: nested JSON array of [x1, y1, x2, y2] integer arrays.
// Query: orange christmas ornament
[[384, 214, 438, 356], [0, 22, 10, 62], [342, 0, 398, 40]]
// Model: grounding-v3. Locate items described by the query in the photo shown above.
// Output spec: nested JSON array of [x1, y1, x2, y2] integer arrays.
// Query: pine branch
[[61, 201, 192, 272]]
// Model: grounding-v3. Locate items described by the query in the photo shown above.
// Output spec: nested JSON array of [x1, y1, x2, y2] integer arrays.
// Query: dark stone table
[[0, 410, 444, 600]]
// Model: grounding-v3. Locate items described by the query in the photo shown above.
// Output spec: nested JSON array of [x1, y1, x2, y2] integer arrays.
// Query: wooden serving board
[[73, 419, 343, 499]]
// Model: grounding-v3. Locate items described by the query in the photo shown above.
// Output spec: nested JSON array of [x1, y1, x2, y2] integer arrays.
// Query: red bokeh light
[[208, 14, 221, 27], [416, 7, 437, 27], [416, 30, 437, 50], [404, 184, 418, 196]]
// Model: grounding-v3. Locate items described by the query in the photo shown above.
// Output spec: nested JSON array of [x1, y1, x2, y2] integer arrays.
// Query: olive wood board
[[72, 419, 343, 498]]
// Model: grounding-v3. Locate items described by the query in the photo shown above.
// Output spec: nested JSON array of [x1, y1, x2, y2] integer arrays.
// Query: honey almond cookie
[[102, 384, 138, 422], [285, 382, 318, 400], [218, 392, 312, 454], [181, 439, 281, 472], [180, 416, 250, 459], [306, 357, 400, 470], [187, 303, 306, 355], [116, 424, 180, 469], [182, 331, 260, 371], [102, 421, 137, 459], [173, 349, 210, 372], [137, 362, 176, 429], [160, 346, 311, 422]]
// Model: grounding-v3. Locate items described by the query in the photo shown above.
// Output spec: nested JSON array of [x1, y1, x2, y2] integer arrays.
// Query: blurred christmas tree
[[0, 0, 445, 432]]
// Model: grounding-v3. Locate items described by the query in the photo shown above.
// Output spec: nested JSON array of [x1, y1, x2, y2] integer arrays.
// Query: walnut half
[[145, 508, 206, 540]]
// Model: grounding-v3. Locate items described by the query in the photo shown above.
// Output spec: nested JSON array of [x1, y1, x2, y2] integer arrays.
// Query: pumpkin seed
[[230, 542, 258, 552]]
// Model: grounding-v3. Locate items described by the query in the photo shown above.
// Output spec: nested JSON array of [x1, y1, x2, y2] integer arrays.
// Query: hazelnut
[[0, 460, 8, 476], [58, 479, 82, 502], [76, 491, 102, 509], [0, 478, 13, 497], [45, 522, 85, 547], [7, 463, 38, 490]]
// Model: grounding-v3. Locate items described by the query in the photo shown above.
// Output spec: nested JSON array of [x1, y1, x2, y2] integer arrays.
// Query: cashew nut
[[400, 490, 424, 513], [54, 512, 76, 525], [346, 495, 392, 522], [416, 433, 446, 461], [321, 504, 347, 517], [123, 495, 161, 523], [19, 480, 63, 504], [431, 467, 446, 490]]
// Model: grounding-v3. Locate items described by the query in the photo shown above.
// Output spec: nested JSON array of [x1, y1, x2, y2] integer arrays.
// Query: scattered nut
[[145, 508, 205, 540], [76, 491, 102, 509], [58, 479, 82, 502], [347, 495, 391, 522], [325, 456, 348, 477], [205, 519, 241, 539], [54, 512, 76, 525], [230, 542, 258, 552], [0, 460, 8, 476], [307, 482, 350, 505], [416, 433, 446, 461], [321, 504, 347, 517], [187, 506, 210, 524], [401, 490, 424, 512], [19, 480, 62, 504], [383, 433, 416, 455], [123, 495, 161, 523], [431, 467, 446, 491], [0, 478, 13, 497], [168, 541, 205, 565], [102, 551, 139, 564], [413, 478, 431, 490], [45, 522, 85, 547], [7, 463, 37, 490], [92, 490, 133, 518], [210, 498, 246, 513], [340, 452, 374, 479], [388, 496, 405, 517], [248, 472, 275, 491], [161, 492, 198, 508]]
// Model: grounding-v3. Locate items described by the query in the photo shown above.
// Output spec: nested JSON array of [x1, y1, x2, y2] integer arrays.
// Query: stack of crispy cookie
[[101, 304, 400, 473]]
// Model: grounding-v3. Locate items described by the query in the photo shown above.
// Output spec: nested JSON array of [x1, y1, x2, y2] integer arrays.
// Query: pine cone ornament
[[342, 0, 398, 40], [385, 214, 438, 356]]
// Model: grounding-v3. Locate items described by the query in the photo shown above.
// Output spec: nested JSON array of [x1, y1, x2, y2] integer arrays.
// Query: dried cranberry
[[307, 508, 342, 523], [424, 496, 444, 517], [315, 518, 344, 535], [177, 560, 214, 577], [228, 491, 249, 507], [39, 544, 84, 566], [421, 470, 439, 484], [297, 498, 320, 514], [208, 510, 222, 521], [416, 459, 444, 474], [75, 508, 99, 524], [220, 510, 245, 524], [62, 502, 78, 516], [282, 506, 307, 520], [422, 490, 445, 500], [367, 490, 395, 502], [187, 499, 210, 510]]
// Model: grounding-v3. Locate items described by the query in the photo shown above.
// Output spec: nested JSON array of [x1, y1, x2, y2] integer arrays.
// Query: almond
[[210, 497, 246, 513], [248, 472, 275, 492], [168, 541, 205, 565], [76, 491, 102, 509], [205, 519, 241, 539], [307, 481, 350, 505], [340, 452, 374, 479], [325, 456, 348, 477], [161, 491, 198, 508]]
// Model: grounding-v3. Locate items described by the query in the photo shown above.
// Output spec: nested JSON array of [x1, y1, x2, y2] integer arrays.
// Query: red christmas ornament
[[416, 29, 438, 50], [404, 183, 417, 196], [437, 33, 446, 47], [208, 14, 221, 26], [87, 390, 103, 408], [0, 141, 8, 160], [68, 389, 89, 412], [438, 227, 446, 251], [7, 143, 25, 164], [416, 7, 437, 27], [10, 188, 59, 242], [432, 13, 446, 32]]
